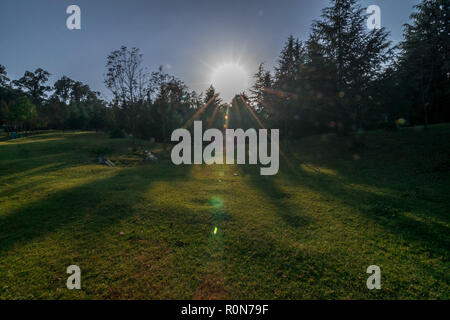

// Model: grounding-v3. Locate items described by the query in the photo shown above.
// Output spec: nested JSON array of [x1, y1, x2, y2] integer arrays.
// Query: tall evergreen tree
[[200, 85, 223, 130], [275, 35, 306, 91], [272, 36, 308, 137], [250, 62, 272, 114], [400, 0, 450, 126], [307, 0, 392, 131]]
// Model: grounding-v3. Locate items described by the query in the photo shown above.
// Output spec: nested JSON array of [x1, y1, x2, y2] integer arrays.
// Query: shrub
[[109, 128, 127, 139]]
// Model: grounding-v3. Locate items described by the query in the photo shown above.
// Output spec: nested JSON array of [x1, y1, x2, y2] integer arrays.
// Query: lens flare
[[210, 196, 223, 209]]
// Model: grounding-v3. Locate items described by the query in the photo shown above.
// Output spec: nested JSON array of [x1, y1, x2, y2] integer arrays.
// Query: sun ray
[[207, 103, 221, 129], [262, 87, 298, 99], [232, 97, 242, 127], [238, 94, 266, 129], [224, 104, 230, 130], [260, 87, 347, 118], [238, 94, 300, 173], [183, 94, 219, 129]]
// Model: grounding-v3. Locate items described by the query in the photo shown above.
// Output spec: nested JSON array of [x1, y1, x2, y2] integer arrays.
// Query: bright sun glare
[[211, 63, 249, 103]]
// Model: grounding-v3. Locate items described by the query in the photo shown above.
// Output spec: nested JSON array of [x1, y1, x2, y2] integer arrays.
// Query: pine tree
[[201, 85, 223, 129], [272, 36, 308, 137], [400, 0, 450, 126], [274, 35, 306, 91], [250, 63, 272, 114], [307, 0, 392, 131]]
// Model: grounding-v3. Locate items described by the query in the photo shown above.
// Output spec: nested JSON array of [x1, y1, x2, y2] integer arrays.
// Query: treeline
[[0, 68, 110, 133], [1, 0, 448, 141], [247, 0, 449, 138], [0, 53, 221, 142]]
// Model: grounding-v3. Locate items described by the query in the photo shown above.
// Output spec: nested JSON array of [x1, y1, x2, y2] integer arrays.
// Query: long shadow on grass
[[237, 164, 311, 229], [0, 163, 193, 256], [0, 132, 126, 177], [0, 163, 73, 195], [278, 159, 450, 259]]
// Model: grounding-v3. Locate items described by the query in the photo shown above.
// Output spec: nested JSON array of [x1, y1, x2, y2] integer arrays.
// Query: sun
[[210, 63, 250, 103]]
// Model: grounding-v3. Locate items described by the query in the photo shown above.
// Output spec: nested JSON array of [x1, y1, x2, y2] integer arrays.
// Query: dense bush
[[109, 127, 127, 139]]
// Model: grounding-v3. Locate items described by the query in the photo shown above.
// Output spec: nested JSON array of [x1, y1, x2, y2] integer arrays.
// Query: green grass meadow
[[0, 126, 449, 299]]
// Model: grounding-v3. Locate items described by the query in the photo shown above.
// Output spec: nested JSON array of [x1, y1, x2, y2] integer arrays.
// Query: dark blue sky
[[0, 0, 419, 100]]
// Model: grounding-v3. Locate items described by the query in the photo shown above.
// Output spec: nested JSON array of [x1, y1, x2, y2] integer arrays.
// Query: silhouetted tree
[[13, 68, 51, 106], [0, 65, 10, 88], [307, 0, 392, 131], [399, 0, 450, 126], [105, 46, 150, 144], [250, 63, 272, 114]]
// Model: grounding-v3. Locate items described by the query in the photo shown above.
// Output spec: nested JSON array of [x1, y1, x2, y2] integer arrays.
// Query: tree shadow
[[277, 155, 450, 258], [0, 163, 193, 256], [237, 163, 312, 229]]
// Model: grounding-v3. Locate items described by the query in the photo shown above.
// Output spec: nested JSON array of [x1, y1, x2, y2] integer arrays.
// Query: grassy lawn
[[0, 126, 449, 299]]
